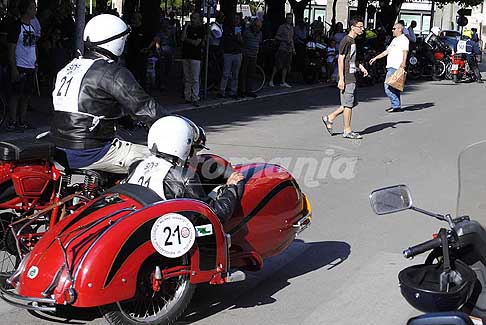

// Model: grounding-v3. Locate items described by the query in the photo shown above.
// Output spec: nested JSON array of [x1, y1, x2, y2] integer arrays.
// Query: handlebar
[[403, 237, 442, 258]]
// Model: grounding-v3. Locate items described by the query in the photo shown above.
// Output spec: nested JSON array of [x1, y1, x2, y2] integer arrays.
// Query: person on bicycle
[[127, 116, 245, 222], [50, 14, 168, 174]]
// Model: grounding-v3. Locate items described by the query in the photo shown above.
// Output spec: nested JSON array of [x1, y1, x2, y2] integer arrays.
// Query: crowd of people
[[0, 0, 483, 132]]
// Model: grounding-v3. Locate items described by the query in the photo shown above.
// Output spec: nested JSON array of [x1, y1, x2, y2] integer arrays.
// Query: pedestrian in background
[[219, 13, 243, 99], [369, 22, 409, 112], [6, 0, 38, 131], [239, 18, 262, 98], [322, 16, 368, 140], [181, 12, 205, 106], [269, 13, 295, 88]]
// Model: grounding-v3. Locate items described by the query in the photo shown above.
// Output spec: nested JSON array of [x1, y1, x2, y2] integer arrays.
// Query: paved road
[[1, 76, 485, 324]]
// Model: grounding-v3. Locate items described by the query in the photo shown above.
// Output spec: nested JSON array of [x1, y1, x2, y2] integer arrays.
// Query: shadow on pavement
[[358, 121, 413, 135], [402, 102, 435, 111], [177, 240, 351, 324], [27, 305, 101, 324]]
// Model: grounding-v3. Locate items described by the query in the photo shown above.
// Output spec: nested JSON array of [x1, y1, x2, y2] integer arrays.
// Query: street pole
[[430, 0, 435, 29], [203, 2, 211, 100], [75, 0, 86, 57]]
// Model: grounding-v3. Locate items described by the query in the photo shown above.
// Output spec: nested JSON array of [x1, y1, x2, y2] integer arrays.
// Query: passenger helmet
[[431, 26, 441, 36], [147, 116, 195, 163], [84, 14, 131, 57], [398, 260, 476, 313]]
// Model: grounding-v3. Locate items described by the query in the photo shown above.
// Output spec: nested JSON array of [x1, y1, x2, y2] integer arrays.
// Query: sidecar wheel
[[0, 212, 21, 277], [100, 254, 194, 325]]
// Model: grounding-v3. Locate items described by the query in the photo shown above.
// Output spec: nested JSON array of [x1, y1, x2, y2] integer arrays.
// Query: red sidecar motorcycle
[[0, 154, 312, 325]]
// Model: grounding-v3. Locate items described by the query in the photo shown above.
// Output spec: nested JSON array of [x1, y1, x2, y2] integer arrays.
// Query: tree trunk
[[75, 0, 85, 56], [141, 0, 160, 41], [377, 0, 404, 32], [289, 0, 311, 23], [356, 0, 368, 20], [265, 0, 286, 37], [96, 0, 109, 12], [220, 0, 237, 27]]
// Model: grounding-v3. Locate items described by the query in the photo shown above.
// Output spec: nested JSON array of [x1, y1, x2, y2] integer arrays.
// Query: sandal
[[322, 115, 333, 136], [343, 131, 362, 139]]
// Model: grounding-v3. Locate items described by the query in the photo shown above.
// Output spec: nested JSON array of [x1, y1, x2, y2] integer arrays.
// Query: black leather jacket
[[164, 166, 239, 222], [50, 51, 168, 150]]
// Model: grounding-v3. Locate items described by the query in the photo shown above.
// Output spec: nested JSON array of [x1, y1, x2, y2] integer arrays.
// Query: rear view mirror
[[369, 185, 413, 215]]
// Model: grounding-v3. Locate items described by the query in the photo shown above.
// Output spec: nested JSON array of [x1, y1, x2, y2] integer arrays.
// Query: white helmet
[[148, 116, 195, 162], [431, 26, 441, 36], [84, 14, 131, 57]]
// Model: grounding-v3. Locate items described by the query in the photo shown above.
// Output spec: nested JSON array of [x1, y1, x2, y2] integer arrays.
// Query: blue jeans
[[220, 53, 242, 96], [384, 67, 401, 109]]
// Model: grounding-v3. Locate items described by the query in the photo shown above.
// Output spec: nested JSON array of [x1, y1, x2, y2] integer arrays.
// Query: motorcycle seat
[[0, 138, 56, 161]]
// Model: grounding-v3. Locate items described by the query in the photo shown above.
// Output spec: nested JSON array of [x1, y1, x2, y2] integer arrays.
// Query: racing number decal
[[56, 76, 74, 97], [137, 176, 152, 187], [151, 213, 195, 258], [164, 225, 182, 246]]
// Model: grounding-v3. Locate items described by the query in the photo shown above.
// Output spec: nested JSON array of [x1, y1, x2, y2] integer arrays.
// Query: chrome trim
[[41, 265, 65, 297], [0, 285, 56, 312], [292, 211, 312, 235]]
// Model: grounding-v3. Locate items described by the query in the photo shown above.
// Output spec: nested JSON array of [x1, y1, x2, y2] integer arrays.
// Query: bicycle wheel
[[0, 94, 6, 127], [253, 65, 266, 93]]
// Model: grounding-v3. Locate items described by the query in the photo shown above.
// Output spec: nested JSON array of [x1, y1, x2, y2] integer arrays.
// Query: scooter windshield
[[457, 140, 486, 225]]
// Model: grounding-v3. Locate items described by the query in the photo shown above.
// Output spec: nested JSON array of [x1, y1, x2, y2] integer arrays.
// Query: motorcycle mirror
[[369, 185, 413, 215]]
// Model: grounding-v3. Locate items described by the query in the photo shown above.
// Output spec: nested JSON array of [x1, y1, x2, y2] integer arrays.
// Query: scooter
[[369, 140, 486, 323]]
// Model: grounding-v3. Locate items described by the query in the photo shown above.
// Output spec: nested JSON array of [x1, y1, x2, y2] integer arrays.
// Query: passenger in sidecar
[[127, 116, 245, 222]]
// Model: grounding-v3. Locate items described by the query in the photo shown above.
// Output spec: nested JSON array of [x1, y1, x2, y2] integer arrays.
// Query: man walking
[[369, 22, 409, 112], [321, 17, 368, 140]]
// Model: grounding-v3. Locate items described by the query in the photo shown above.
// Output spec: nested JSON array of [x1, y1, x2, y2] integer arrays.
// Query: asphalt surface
[[1, 75, 486, 324]]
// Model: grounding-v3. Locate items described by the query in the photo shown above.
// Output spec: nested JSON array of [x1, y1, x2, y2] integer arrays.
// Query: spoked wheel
[[0, 212, 22, 277], [253, 65, 266, 93], [434, 61, 446, 78], [100, 254, 195, 325], [445, 62, 453, 80]]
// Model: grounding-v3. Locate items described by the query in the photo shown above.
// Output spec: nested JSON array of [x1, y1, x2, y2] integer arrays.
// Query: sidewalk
[[0, 79, 331, 140]]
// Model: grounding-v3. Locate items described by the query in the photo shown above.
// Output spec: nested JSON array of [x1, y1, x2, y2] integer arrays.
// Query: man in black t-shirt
[[322, 17, 368, 140], [181, 12, 205, 106], [6, 0, 37, 132]]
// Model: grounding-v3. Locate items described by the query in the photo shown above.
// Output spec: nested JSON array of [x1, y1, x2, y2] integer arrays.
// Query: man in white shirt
[[369, 22, 409, 112]]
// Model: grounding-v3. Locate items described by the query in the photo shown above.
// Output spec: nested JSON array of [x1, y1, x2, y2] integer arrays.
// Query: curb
[[170, 82, 332, 113]]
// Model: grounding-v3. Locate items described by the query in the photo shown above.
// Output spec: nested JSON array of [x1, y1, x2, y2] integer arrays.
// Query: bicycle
[[206, 50, 265, 94]]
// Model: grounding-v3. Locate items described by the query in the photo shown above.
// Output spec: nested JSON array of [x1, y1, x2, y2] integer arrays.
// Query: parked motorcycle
[[369, 140, 486, 322], [0, 153, 312, 324], [451, 53, 478, 83], [302, 40, 327, 84], [0, 121, 152, 275]]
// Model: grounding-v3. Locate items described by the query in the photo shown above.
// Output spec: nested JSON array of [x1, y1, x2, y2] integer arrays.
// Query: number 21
[[56, 76, 73, 97]]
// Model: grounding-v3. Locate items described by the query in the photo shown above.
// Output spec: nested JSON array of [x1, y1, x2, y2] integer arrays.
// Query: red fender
[[18, 195, 227, 308]]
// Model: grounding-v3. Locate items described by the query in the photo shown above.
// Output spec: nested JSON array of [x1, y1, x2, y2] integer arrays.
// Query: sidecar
[[0, 155, 312, 324]]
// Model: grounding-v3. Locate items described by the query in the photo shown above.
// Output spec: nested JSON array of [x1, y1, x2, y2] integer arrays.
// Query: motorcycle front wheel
[[434, 61, 446, 78], [445, 62, 453, 80], [453, 74, 460, 83], [100, 254, 194, 325]]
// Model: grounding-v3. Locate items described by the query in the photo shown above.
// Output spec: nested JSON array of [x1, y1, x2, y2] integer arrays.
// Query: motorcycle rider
[[456, 29, 482, 83], [126, 116, 245, 222], [50, 14, 169, 174]]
